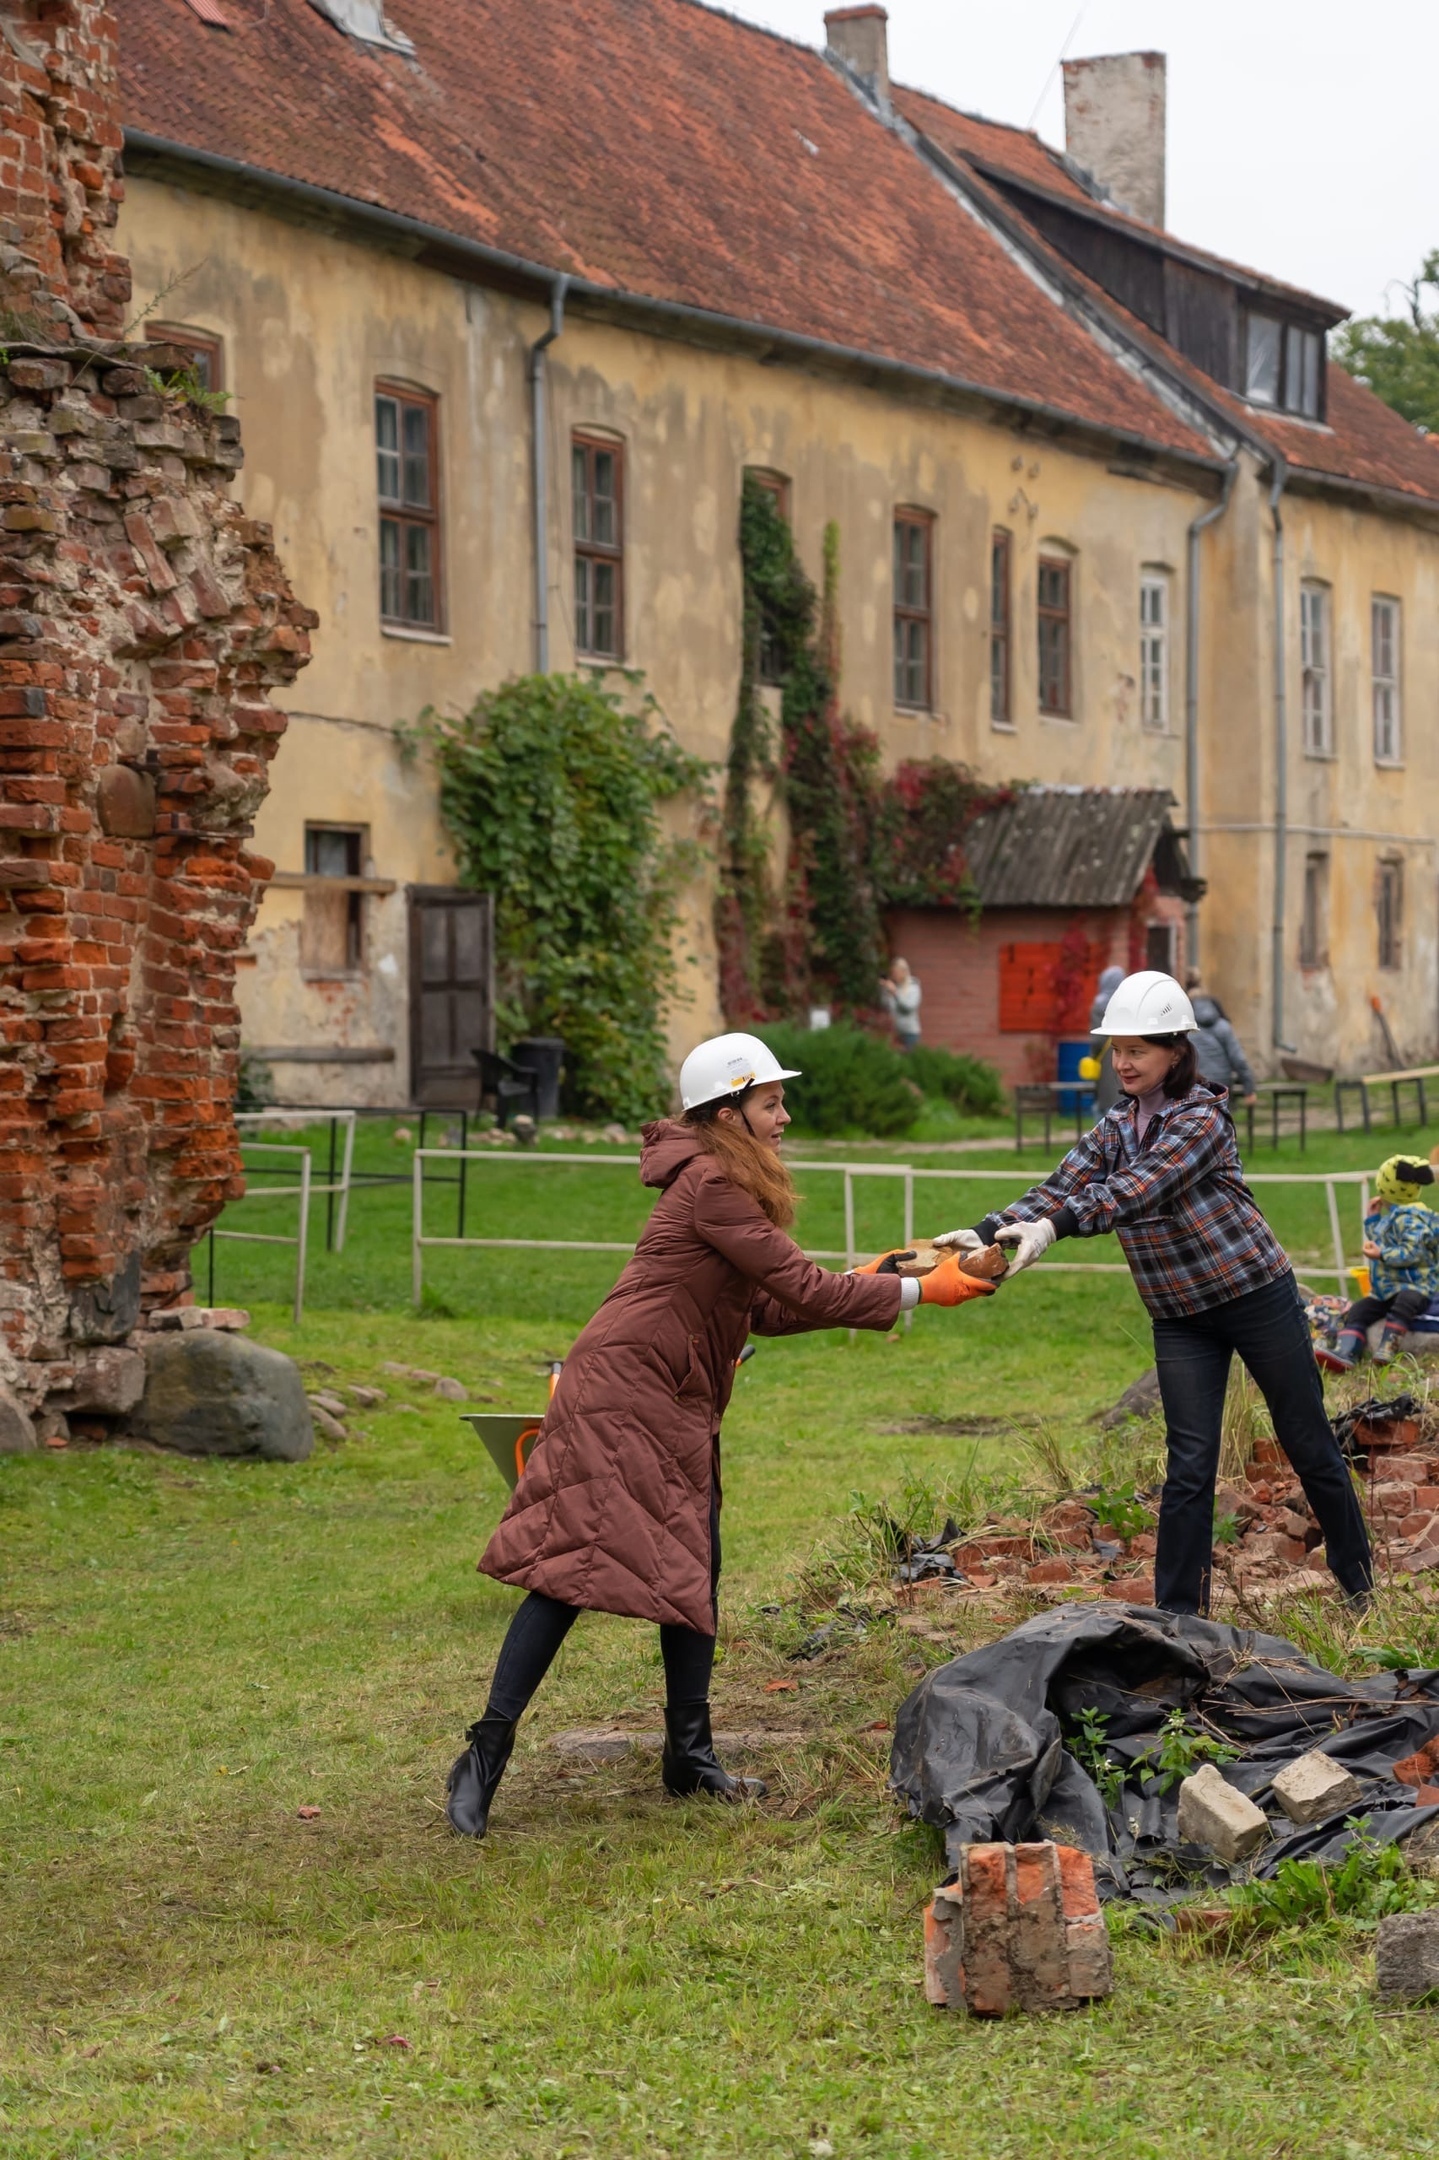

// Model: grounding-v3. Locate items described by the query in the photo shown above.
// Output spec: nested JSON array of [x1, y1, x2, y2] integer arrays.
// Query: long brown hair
[[683, 1097, 796, 1227]]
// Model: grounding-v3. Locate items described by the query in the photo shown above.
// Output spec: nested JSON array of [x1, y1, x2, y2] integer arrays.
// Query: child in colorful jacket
[[1316, 1154, 1439, 1371]]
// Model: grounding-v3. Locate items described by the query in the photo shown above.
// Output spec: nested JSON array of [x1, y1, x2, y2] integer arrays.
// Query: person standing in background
[[879, 957, 922, 1051], [1086, 965, 1124, 1113], [1186, 971, 1258, 1109]]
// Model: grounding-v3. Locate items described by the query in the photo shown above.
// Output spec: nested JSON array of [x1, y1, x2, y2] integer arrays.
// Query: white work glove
[[932, 1228, 986, 1257], [994, 1219, 1056, 1278]]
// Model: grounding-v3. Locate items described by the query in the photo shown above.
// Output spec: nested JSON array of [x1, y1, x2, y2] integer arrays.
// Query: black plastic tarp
[[890, 1601, 1439, 1899]]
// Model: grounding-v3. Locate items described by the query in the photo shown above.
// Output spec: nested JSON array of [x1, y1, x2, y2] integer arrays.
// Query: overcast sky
[[722, 0, 1436, 320]]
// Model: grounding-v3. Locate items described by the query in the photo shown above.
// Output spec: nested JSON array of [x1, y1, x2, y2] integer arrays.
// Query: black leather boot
[[662, 1703, 765, 1801], [445, 1712, 517, 1838]]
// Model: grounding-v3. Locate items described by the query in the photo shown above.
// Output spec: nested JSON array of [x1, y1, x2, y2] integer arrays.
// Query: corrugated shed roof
[[117, 0, 1216, 465], [964, 788, 1183, 909]]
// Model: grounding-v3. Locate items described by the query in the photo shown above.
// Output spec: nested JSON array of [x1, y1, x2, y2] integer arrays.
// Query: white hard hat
[[1091, 970, 1199, 1038], [679, 1031, 802, 1111]]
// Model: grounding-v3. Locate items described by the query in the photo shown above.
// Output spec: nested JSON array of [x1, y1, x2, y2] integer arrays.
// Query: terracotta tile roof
[[118, 0, 1215, 464], [900, 92, 1439, 514], [895, 84, 1343, 320]]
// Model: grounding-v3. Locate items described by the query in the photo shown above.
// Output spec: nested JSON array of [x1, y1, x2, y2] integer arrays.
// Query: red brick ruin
[[0, 1, 313, 1437]]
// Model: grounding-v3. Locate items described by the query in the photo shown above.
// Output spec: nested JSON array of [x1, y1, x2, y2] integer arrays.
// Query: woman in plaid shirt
[[938, 971, 1372, 1615]]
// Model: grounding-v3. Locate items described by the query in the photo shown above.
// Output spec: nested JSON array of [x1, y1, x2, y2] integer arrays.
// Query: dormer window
[[1245, 313, 1323, 419]]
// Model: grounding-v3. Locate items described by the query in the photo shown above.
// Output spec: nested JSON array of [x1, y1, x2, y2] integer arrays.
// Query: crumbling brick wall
[[0, 2, 314, 1435]]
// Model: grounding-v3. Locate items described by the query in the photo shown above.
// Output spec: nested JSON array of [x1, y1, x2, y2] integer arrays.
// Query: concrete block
[[1376, 1912, 1439, 2001], [923, 1842, 1112, 2016], [1271, 1749, 1364, 1826], [1176, 1763, 1269, 1863]]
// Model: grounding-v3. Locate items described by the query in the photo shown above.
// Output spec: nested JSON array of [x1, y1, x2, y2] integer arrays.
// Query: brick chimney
[[824, 5, 889, 107], [1062, 51, 1167, 228]]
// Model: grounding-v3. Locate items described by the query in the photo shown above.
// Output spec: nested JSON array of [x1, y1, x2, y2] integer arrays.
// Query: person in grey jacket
[[1087, 965, 1125, 1113], [1186, 974, 1257, 1104]]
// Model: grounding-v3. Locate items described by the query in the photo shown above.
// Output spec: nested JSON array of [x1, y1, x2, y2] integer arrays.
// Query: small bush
[[757, 1022, 921, 1137], [905, 1043, 1006, 1117]]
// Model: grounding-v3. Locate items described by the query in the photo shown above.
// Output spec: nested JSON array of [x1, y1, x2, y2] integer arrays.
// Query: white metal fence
[[409, 1150, 1373, 1307], [210, 1143, 312, 1324], [235, 1108, 357, 1250]]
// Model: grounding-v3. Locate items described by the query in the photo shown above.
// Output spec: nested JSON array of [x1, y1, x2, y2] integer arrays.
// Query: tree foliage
[[419, 673, 709, 1124], [1332, 251, 1439, 433]]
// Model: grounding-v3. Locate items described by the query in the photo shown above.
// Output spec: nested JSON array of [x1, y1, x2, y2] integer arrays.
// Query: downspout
[[1269, 453, 1295, 1054], [529, 274, 570, 673], [1183, 458, 1237, 970]]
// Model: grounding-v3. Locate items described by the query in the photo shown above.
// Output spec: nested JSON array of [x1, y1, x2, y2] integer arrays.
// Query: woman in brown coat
[[445, 1031, 996, 1837]]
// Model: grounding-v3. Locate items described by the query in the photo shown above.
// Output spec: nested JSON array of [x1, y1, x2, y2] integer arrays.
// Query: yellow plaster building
[[117, 0, 1439, 1099]]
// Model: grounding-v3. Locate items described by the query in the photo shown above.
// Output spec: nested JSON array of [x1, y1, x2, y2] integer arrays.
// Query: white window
[[1300, 582, 1332, 757], [1372, 595, 1402, 764], [1139, 572, 1169, 731], [1246, 315, 1281, 405]]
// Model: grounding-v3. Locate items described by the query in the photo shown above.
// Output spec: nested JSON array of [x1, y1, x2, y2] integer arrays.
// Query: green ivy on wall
[[719, 476, 887, 1018], [415, 672, 709, 1124], [720, 476, 1014, 1022]]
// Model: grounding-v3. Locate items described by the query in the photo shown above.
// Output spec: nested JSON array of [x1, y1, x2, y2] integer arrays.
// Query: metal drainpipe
[[1269, 453, 1295, 1054], [529, 274, 570, 673], [1183, 459, 1237, 970]]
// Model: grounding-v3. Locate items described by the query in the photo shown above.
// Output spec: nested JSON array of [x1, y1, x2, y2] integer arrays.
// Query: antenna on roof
[[1026, 2, 1088, 132]]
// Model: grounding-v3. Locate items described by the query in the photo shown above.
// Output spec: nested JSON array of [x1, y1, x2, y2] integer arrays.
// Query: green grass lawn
[[4, 1126, 1439, 2158]]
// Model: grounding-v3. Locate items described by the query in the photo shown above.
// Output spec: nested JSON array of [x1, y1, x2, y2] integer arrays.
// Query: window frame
[[149, 323, 224, 393], [989, 528, 1013, 730], [300, 822, 368, 979], [1299, 850, 1329, 969], [1371, 594, 1403, 767], [892, 509, 934, 713], [1036, 553, 1073, 718], [375, 382, 443, 633], [1376, 856, 1404, 972], [572, 431, 626, 661], [1139, 569, 1170, 733], [1244, 311, 1324, 419], [1299, 580, 1333, 758]]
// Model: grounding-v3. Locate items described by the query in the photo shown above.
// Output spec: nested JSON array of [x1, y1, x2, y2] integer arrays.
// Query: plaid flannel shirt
[[997, 1081, 1290, 1318]]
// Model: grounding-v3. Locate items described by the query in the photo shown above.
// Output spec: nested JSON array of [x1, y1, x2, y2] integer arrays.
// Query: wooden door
[[407, 888, 494, 1106]]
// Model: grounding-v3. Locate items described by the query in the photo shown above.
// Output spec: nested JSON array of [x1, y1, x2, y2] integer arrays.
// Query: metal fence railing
[[206, 1143, 312, 1324], [234, 1108, 356, 1251], [410, 1151, 1373, 1308]]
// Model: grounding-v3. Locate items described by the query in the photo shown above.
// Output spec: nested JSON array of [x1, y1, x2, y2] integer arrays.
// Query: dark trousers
[[1343, 1286, 1428, 1333], [484, 1491, 721, 1723], [1151, 1272, 1373, 1614]]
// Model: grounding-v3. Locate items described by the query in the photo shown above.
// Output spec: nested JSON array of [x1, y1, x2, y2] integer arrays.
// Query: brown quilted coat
[[478, 1120, 906, 1633]]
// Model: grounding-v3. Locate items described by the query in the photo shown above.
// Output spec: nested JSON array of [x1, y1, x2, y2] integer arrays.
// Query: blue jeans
[[1150, 1271, 1373, 1613]]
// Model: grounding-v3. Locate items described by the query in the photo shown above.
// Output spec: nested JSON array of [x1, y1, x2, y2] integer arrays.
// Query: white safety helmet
[[678, 1031, 802, 1112], [1091, 970, 1199, 1038]]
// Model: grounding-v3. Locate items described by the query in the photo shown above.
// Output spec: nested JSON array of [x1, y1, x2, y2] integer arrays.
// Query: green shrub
[[905, 1043, 1006, 1117], [414, 673, 709, 1125], [756, 1022, 920, 1138]]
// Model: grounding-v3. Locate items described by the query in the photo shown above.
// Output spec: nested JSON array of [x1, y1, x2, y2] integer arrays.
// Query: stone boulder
[[68, 1346, 146, 1417], [0, 1382, 37, 1453], [132, 1331, 313, 1462]]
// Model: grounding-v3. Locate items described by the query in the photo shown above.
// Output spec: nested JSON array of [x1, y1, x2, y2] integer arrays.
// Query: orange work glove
[[852, 1248, 917, 1276], [919, 1252, 998, 1306]]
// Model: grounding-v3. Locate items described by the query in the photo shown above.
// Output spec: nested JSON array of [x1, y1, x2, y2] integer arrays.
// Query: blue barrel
[[1055, 1037, 1095, 1116]]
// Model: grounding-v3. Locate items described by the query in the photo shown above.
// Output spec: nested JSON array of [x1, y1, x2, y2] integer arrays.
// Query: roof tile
[[119, 0, 1213, 461]]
